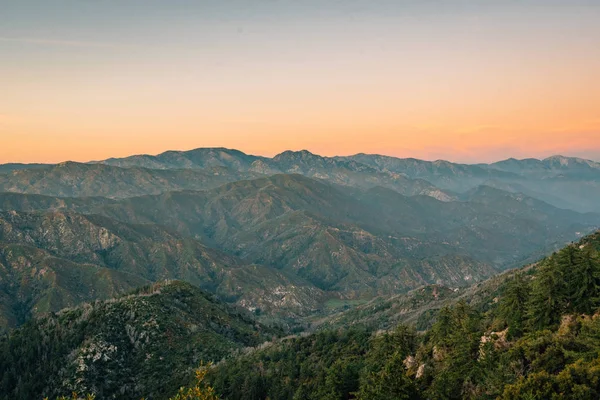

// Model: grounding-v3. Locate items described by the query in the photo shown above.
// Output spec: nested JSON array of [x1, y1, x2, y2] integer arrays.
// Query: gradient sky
[[1, 0, 600, 163]]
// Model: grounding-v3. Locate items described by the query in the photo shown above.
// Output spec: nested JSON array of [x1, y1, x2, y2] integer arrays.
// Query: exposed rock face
[[479, 328, 510, 358], [416, 363, 426, 379]]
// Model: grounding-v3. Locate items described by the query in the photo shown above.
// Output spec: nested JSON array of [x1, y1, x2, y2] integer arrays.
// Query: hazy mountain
[[258, 150, 453, 199], [95, 174, 598, 293], [1, 148, 599, 335], [8, 149, 600, 211], [93, 148, 600, 212], [490, 155, 600, 177], [98, 148, 454, 199], [342, 153, 600, 212], [0, 192, 115, 212], [338, 154, 519, 193], [0, 162, 261, 198], [0, 163, 49, 173], [101, 147, 261, 171]]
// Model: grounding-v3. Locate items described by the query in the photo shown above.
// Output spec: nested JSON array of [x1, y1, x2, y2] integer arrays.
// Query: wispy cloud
[[0, 37, 135, 49]]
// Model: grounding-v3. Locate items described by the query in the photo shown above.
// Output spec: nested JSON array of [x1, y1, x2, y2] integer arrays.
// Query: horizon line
[[2, 147, 598, 166]]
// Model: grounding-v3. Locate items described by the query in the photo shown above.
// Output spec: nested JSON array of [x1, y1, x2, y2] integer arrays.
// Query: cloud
[[0, 37, 134, 49]]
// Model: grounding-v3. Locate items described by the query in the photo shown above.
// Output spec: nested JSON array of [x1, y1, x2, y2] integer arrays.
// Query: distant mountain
[[0, 209, 323, 328], [342, 153, 600, 212], [100, 148, 454, 199], [0, 162, 261, 198], [94, 148, 600, 211], [95, 174, 598, 293], [490, 155, 600, 177], [3, 170, 592, 332], [0, 192, 115, 212], [101, 147, 260, 171], [8, 149, 600, 211], [0, 280, 278, 400], [0, 163, 49, 173], [337, 154, 519, 193]]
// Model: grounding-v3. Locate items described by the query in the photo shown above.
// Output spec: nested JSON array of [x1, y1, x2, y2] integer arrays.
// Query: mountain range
[[2, 147, 600, 398], [1, 148, 599, 332], [2, 230, 600, 399]]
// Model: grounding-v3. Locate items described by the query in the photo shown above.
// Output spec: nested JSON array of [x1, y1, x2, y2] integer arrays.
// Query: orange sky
[[1, 1, 599, 163]]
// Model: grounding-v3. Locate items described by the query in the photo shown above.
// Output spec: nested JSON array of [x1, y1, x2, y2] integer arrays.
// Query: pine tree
[[356, 352, 420, 400], [499, 273, 530, 338], [527, 252, 568, 330], [569, 249, 600, 314], [430, 306, 454, 348]]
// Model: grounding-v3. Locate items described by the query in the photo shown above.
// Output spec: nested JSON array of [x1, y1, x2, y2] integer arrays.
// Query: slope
[[0, 243, 148, 332], [96, 175, 599, 295], [98, 148, 454, 199], [0, 162, 262, 198], [207, 230, 600, 400], [0, 210, 324, 328], [0, 280, 279, 400]]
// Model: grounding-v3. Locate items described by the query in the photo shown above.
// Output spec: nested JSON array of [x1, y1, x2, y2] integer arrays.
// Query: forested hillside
[[0, 281, 280, 400], [208, 232, 600, 399], [1, 149, 600, 399], [1, 232, 599, 399]]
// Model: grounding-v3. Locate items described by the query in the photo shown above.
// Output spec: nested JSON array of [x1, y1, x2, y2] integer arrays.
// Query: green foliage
[[499, 273, 530, 338], [527, 245, 600, 331], [569, 249, 600, 314], [0, 281, 277, 400], [425, 301, 483, 399], [3, 225, 600, 399], [209, 329, 371, 400], [356, 351, 419, 400], [501, 357, 600, 400], [205, 236, 600, 400]]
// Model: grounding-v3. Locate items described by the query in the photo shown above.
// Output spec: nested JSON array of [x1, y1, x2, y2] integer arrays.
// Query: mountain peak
[[543, 155, 600, 168], [273, 149, 319, 159]]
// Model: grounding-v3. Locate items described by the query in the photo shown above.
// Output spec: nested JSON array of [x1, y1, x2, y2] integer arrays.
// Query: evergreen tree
[[526, 252, 568, 330], [430, 306, 455, 348], [356, 352, 420, 400], [426, 301, 483, 399], [499, 273, 530, 338], [569, 249, 600, 314]]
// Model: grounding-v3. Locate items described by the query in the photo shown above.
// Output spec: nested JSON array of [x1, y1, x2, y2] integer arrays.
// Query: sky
[[1, 0, 599, 164]]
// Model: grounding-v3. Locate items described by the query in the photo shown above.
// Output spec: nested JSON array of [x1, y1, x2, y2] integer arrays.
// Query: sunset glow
[[1, 1, 599, 163]]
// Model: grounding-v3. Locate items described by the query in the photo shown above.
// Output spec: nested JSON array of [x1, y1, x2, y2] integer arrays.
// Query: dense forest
[[1, 233, 600, 399], [207, 236, 600, 399]]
